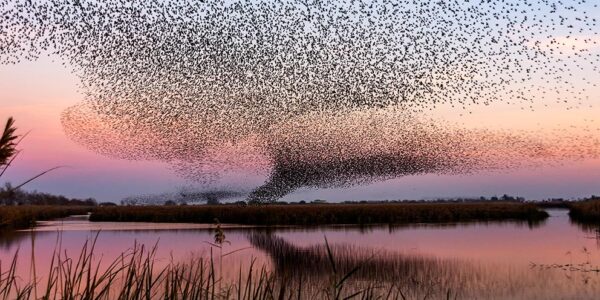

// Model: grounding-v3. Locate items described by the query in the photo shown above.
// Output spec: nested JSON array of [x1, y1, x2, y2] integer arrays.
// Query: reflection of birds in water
[[1, 0, 599, 202], [247, 232, 477, 288]]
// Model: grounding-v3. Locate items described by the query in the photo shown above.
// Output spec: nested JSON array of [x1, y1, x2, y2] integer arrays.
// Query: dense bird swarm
[[121, 187, 244, 205], [1, 0, 599, 202]]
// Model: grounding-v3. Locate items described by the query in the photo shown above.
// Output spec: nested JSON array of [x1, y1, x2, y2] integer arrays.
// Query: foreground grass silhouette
[[0, 234, 449, 300]]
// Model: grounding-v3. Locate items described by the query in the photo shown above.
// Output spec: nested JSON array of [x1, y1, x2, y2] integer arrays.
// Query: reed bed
[[0, 206, 91, 231], [569, 200, 600, 224], [89, 203, 548, 225]]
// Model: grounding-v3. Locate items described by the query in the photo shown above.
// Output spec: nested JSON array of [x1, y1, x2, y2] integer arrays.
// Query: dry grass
[[0, 234, 418, 300], [90, 202, 548, 226], [569, 200, 600, 224]]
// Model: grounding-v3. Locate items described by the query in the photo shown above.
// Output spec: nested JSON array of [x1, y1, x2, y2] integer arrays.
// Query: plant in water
[[214, 218, 227, 246], [207, 218, 231, 294]]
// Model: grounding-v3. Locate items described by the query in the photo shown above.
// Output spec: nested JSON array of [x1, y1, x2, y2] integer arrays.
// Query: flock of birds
[[1, 0, 599, 202], [121, 187, 244, 205]]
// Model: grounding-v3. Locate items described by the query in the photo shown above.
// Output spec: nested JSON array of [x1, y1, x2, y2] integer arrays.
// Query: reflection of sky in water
[[1, 210, 600, 298]]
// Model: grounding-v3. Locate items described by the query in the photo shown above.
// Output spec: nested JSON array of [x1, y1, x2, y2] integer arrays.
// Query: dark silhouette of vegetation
[[535, 198, 573, 209], [90, 202, 548, 225], [0, 117, 19, 179], [569, 196, 600, 223], [0, 235, 441, 300], [0, 205, 91, 231], [0, 183, 96, 206], [336, 195, 526, 204], [0, 117, 63, 194]]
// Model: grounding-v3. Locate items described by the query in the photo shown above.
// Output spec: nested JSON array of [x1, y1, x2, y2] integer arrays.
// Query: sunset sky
[[1, 0, 600, 203], [1, 54, 599, 203]]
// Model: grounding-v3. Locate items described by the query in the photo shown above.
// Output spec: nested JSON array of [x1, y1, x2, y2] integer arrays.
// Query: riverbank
[[0, 205, 92, 231], [0, 202, 550, 230], [569, 200, 600, 224]]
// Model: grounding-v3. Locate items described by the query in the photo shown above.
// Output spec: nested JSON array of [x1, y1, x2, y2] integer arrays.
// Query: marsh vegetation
[[89, 202, 548, 226], [0, 206, 91, 231], [568, 198, 600, 224]]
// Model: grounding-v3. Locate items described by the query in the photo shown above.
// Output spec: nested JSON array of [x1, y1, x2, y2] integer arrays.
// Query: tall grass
[[569, 200, 600, 224], [90, 203, 548, 226], [0, 234, 425, 300]]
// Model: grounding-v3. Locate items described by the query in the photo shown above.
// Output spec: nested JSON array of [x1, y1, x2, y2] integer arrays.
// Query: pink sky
[[1, 56, 599, 203]]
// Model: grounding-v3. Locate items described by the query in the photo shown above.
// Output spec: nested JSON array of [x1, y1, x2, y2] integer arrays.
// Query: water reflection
[[248, 232, 485, 298], [248, 232, 466, 280], [247, 230, 600, 299], [0, 217, 546, 249], [0, 229, 41, 250], [0, 209, 600, 298], [569, 218, 600, 248]]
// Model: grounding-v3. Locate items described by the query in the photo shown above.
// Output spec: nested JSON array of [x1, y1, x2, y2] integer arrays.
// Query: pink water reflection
[[1, 209, 600, 299]]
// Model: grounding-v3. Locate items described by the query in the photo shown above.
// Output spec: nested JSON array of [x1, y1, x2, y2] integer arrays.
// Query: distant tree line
[[287, 195, 529, 205], [196, 195, 530, 206], [0, 183, 97, 206]]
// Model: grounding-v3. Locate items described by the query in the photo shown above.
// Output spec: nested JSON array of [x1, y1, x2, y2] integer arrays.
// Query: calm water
[[2, 209, 600, 299]]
